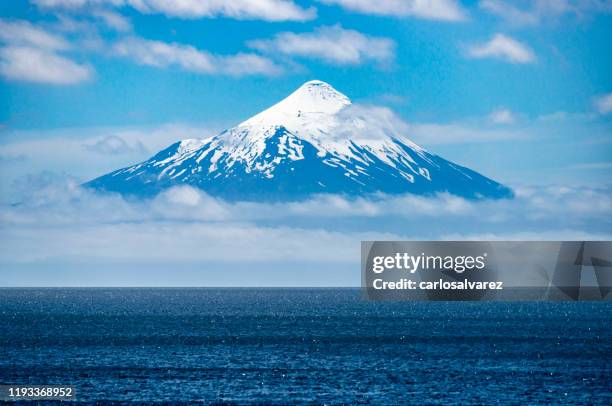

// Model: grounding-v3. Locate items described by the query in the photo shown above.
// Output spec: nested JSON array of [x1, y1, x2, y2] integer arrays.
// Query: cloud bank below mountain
[[1, 175, 610, 286]]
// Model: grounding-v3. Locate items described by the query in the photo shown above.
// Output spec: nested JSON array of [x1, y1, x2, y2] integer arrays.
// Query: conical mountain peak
[[86, 80, 512, 201], [292, 80, 350, 103], [284, 79, 351, 112], [241, 80, 350, 128]]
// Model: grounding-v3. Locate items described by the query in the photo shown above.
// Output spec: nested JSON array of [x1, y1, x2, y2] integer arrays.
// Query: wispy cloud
[[114, 37, 282, 76], [480, 0, 612, 26], [91, 9, 132, 32], [479, 0, 540, 26], [84, 135, 147, 155], [320, 0, 466, 21], [248, 25, 395, 66], [593, 93, 612, 115], [488, 108, 516, 124], [0, 19, 92, 84], [467, 33, 535, 64], [32, 0, 316, 22]]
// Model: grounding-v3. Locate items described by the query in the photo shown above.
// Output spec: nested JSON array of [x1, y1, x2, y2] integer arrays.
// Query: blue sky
[[2, 1, 612, 127], [0, 0, 611, 286]]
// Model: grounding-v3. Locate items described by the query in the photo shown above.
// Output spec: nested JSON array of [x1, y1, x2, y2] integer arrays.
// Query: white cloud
[[0, 180, 399, 265], [0, 19, 69, 50], [467, 33, 535, 64], [1, 179, 610, 275], [335, 104, 412, 142], [0, 46, 92, 84], [479, 0, 540, 25], [33, 0, 316, 22], [131, 0, 316, 21], [488, 108, 516, 124], [91, 9, 132, 31], [0, 19, 92, 84], [84, 135, 147, 155], [593, 93, 612, 115], [50, 12, 131, 38], [320, 0, 466, 21], [248, 25, 395, 66], [480, 0, 612, 25], [114, 37, 282, 76], [330, 103, 527, 145]]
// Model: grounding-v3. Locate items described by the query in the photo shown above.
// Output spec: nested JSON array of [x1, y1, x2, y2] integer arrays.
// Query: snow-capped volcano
[[86, 80, 512, 200]]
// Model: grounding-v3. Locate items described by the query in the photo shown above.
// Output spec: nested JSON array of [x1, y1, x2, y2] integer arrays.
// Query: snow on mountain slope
[[86, 80, 512, 200]]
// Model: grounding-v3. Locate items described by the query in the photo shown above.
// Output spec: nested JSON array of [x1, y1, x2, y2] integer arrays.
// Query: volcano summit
[[86, 80, 512, 200]]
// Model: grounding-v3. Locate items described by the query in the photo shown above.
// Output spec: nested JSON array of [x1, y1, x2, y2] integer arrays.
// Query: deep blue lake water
[[0, 288, 610, 404]]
